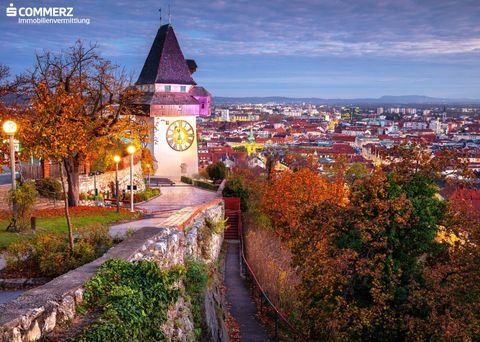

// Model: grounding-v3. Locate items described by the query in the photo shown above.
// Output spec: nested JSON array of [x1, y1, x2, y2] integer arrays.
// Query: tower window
[[164, 85, 171, 92], [180, 86, 186, 92]]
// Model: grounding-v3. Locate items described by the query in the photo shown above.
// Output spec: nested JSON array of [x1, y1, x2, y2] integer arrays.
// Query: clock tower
[[135, 24, 211, 179]]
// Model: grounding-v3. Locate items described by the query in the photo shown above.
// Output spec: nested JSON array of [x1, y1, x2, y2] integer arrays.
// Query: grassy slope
[[0, 210, 137, 249]]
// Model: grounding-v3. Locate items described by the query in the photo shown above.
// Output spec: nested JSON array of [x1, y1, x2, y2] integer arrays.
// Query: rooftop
[[136, 24, 196, 86]]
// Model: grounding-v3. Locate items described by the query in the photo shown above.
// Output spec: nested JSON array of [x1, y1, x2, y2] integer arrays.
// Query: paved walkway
[[0, 291, 24, 304], [225, 241, 271, 342], [109, 186, 218, 237]]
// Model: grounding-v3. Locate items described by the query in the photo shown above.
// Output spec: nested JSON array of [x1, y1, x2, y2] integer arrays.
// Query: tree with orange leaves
[[405, 203, 480, 340], [260, 168, 347, 241], [17, 41, 146, 207], [23, 83, 88, 250]]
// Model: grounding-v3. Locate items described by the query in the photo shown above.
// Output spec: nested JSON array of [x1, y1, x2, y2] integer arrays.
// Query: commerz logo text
[[7, 4, 73, 17], [6, 3, 90, 25]]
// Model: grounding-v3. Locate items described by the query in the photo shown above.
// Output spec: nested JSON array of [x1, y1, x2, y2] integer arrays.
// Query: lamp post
[[127, 145, 136, 213], [3, 120, 18, 230], [93, 172, 97, 196], [113, 155, 121, 213], [146, 163, 151, 187]]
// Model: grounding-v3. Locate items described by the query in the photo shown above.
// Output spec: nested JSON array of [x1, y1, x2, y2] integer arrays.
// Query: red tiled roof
[[330, 134, 356, 142], [449, 188, 480, 214]]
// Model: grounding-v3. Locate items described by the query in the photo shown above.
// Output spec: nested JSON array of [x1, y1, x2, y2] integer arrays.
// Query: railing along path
[[237, 212, 306, 341]]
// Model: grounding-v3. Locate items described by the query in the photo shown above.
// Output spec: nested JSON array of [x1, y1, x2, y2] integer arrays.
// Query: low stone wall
[[0, 199, 228, 342], [79, 162, 145, 196]]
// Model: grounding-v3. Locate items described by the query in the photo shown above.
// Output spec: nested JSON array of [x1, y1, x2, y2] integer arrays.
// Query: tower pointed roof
[[136, 24, 196, 85]]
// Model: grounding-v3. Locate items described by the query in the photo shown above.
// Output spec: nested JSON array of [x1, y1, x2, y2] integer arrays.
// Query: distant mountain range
[[214, 95, 480, 106]]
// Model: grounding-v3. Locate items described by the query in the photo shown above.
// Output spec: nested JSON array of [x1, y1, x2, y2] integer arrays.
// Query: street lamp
[[3, 120, 18, 231], [113, 155, 121, 213], [127, 145, 136, 213], [146, 163, 151, 187]]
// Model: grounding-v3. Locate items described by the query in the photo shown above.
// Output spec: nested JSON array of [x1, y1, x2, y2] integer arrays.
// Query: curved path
[[109, 186, 218, 237], [225, 241, 271, 342]]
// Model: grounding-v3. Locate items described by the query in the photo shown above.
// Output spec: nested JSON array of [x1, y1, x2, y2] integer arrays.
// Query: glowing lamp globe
[[3, 120, 17, 135], [113, 155, 121, 163], [127, 145, 136, 154]]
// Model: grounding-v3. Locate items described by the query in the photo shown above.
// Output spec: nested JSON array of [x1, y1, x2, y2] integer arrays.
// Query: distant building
[[221, 109, 230, 122]]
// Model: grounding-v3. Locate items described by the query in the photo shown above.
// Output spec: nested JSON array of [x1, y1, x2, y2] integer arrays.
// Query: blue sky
[[1, 0, 480, 98]]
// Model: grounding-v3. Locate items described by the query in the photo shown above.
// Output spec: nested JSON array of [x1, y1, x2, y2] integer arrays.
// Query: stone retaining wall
[[79, 162, 145, 196], [0, 199, 228, 342]]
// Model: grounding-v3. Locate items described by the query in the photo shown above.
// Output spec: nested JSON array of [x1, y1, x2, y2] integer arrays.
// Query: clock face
[[166, 120, 195, 151]]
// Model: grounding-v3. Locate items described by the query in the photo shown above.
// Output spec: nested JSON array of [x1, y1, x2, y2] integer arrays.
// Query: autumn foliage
[[260, 168, 347, 240], [241, 147, 480, 340], [17, 41, 147, 207]]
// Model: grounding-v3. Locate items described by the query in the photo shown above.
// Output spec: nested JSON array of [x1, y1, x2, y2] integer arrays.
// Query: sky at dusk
[[1, 0, 480, 98]]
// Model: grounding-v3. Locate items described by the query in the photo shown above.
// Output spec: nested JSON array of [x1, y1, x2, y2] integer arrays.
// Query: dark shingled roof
[[186, 59, 197, 74], [189, 86, 211, 97], [136, 24, 196, 86]]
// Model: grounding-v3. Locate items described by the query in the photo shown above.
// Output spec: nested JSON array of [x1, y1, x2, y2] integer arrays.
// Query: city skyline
[[1, 0, 479, 98]]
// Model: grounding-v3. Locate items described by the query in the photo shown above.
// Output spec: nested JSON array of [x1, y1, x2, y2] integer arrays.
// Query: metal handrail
[[238, 213, 305, 340]]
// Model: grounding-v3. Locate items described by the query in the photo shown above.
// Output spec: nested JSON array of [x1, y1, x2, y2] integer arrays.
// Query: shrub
[[35, 234, 79, 277], [205, 217, 226, 235], [223, 175, 250, 211], [185, 258, 208, 337], [193, 180, 218, 191], [206, 162, 227, 182], [78, 223, 113, 253], [79, 259, 184, 341], [4, 224, 113, 278], [198, 218, 226, 258], [8, 181, 38, 230], [181, 175, 193, 184], [245, 226, 300, 319], [79, 192, 89, 201], [35, 177, 62, 199], [134, 188, 160, 202]]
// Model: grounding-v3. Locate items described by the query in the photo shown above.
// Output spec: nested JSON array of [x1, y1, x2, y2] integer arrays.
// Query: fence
[[18, 162, 43, 180], [238, 215, 305, 341], [18, 161, 64, 180], [19, 151, 142, 182]]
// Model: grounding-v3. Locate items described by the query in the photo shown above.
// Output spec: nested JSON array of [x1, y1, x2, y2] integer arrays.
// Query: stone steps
[[224, 209, 240, 240]]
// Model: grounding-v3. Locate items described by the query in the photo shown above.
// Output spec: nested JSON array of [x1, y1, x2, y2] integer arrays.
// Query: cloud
[[2, 0, 479, 60], [1, 0, 480, 98], [181, 36, 480, 57]]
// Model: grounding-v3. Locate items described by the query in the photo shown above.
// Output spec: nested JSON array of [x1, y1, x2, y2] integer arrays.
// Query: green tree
[[223, 173, 251, 212], [206, 161, 227, 182], [345, 162, 370, 185]]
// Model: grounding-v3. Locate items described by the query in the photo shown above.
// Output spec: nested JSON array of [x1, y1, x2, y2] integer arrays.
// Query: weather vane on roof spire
[[168, 4, 172, 24], [158, 8, 162, 23]]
